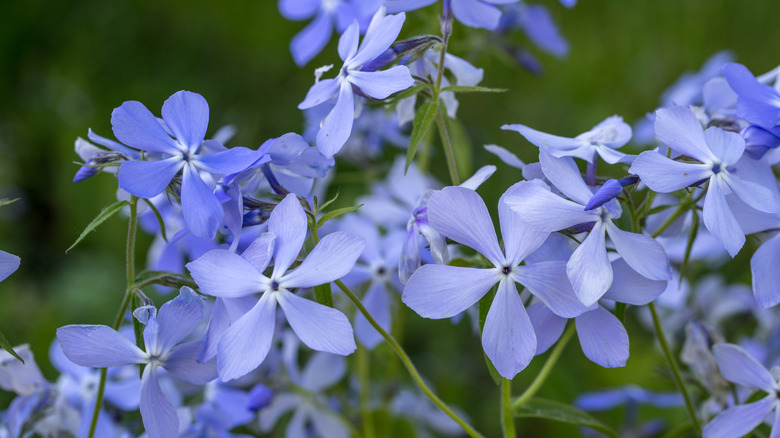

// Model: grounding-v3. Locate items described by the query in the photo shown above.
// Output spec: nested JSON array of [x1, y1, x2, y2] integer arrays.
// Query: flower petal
[[752, 235, 780, 308], [277, 290, 356, 355], [713, 343, 777, 392], [160, 91, 209, 150], [538, 149, 593, 205], [349, 11, 406, 66], [527, 302, 566, 355], [156, 287, 204, 353], [354, 282, 390, 349], [298, 78, 341, 110], [499, 182, 550, 264], [451, 0, 501, 30], [702, 396, 776, 438], [241, 233, 276, 272], [606, 223, 670, 281], [402, 264, 498, 319], [575, 306, 629, 368], [654, 106, 716, 163], [268, 193, 308, 277], [504, 179, 596, 232], [348, 67, 413, 99], [181, 163, 224, 239], [162, 340, 217, 385], [602, 258, 668, 305], [186, 249, 265, 298], [628, 150, 712, 193], [703, 126, 745, 165], [338, 21, 360, 62], [0, 250, 20, 283], [725, 173, 780, 214], [217, 293, 277, 381], [195, 147, 262, 176], [118, 157, 184, 199], [316, 81, 355, 158], [140, 366, 179, 438], [428, 186, 503, 266], [515, 261, 590, 318], [57, 325, 146, 368], [483, 279, 536, 379], [291, 11, 333, 66], [301, 352, 347, 392], [703, 176, 745, 257], [567, 222, 612, 307], [282, 231, 364, 288], [111, 101, 178, 153]]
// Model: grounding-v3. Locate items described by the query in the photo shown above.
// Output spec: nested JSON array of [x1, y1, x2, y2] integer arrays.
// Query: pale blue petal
[[195, 147, 262, 176], [703, 177, 745, 257], [567, 222, 612, 306], [111, 101, 178, 153], [241, 233, 276, 272], [417, 222, 448, 265], [504, 179, 596, 232], [338, 21, 360, 62], [527, 302, 566, 355], [278, 0, 319, 20], [349, 11, 406, 67], [161, 90, 209, 150], [502, 124, 581, 155], [402, 264, 498, 318], [452, 0, 501, 30], [118, 157, 184, 199], [181, 164, 224, 239], [298, 78, 340, 110], [628, 150, 712, 193], [703, 397, 776, 438], [703, 126, 745, 165], [515, 261, 590, 318], [217, 293, 277, 381], [258, 393, 299, 431], [444, 53, 484, 86], [291, 11, 333, 66], [0, 250, 20, 282], [282, 231, 364, 288], [156, 287, 204, 353], [484, 144, 525, 169], [162, 340, 217, 384], [428, 187, 504, 266], [725, 173, 780, 214], [602, 258, 668, 305], [384, 0, 436, 13], [606, 223, 670, 281], [269, 193, 308, 277], [277, 290, 356, 355], [301, 352, 347, 392], [460, 165, 496, 190], [399, 226, 421, 284], [348, 67, 413, 99], [654, 106, 716, 163], [499, 182, 550, 264], [316, 81, 354, 158], [538, 150, 593, 205], [187, 249, 265, 298], [482, 279, 536, 379], [57, 325, 146, 367], [575, 306, 629, 368], [713, 343, 777, 392], [722, 62, 780, 129], [140, 366, 179, 438], [752, 235, 780, 308], [199, 297, 256, 362], [354, 282, 389, 349], [310, 408, 350, 438]]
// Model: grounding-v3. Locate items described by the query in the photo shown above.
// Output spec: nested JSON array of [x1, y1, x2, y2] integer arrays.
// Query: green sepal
[[512, 398, 618, 438], [142, 198, 167, 242], [440, 85, 508, 94], [0, 198, 20, 208], [66, 200, 129, 253], [317, 204, 363, 229], [0, 330, 23, 363], [133, 270, 198, 290], [479, 286, 501, 385], [314, 283, 334, 308], [406, 100, 438, 172]]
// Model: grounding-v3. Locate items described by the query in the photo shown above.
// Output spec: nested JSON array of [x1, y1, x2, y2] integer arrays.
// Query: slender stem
[[357, 346, 376, 438], [88, 196, 138, 438], [501, 378, 516, 438], [650, 202, 688, 238], [335, 280, 484, 438], [435, 109, 460, 185], [512, 324, 575, 408], [649, 302, 701, 434]]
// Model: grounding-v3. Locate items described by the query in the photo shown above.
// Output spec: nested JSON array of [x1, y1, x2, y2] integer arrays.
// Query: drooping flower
[[112, 90, 263, 239], [298, 8, 414, 157], [402, 185, 590, 378], [186, 193, 364, 381], [57, 288, 217, 438], [629, 106, 780, 256]]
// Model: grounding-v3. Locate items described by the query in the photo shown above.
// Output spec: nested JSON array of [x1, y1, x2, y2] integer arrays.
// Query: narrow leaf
[[316, 192, 340, 215], [314, 283, 334, 308], [134, 270, 198, 290], [646, 203, 675, 216], [406, 100, 438, 172], [142, 198, 167, 242], [513, 398, 618, 438], [67, 200, 129, 253], [0, 198, 20, 208], [317, 204, 363, 228], [679, 210, 698, 287], [440, 85, 508, 93], [387, 82, 427, 104], [0, 330, 23, 363]]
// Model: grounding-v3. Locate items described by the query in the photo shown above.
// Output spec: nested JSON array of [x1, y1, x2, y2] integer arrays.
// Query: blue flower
[[112, 90, 262, 239], [721, 62, 780, 129], [57, 288, 217, 438], [298, 8, 414, 158], [0, 250, 20, 283]]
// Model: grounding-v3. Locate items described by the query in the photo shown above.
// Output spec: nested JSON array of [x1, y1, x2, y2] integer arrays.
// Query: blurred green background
[[1, 0, 778, 435]]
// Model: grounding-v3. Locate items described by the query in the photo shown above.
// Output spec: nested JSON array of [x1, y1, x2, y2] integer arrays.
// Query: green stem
[[88, 196, 138, 438], [649, 302, 701, 434], [335, 280, 484, 438], [357, 346, 376, 438], [650, 202, 688, 238], [512, 324, 575, 408], [501, 378, 516, 438], [435, 109, 460, 185]]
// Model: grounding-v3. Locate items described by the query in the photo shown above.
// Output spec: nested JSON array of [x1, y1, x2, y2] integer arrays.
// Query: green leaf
[[646, 203, 675, 216], [0, 198, 20, 208], [406, 100, 438, 172], [512, 398, 618, 438], [314, 283, 334, 308], [134, 270, 198, 290], [478, 286, 500, 385], [0, 330, 23, 363], [142, 198, 167, 242], [440, 85, 508, 94], [387, 82, 428, 104], [316, 192, 340, 215], [66, 200, 129, 253], [445, 117, 473, 179], [317, 204, 362, 229]]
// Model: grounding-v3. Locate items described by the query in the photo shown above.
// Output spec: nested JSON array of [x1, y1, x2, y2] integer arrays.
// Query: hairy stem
[[512, 324, 575, 408], [88, 196, 138, 438], [649, 302, 701, 433], [335, 280, 484, 438]]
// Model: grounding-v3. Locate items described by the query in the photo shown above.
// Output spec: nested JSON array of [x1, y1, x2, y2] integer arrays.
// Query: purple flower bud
[[247, 384, 273, 411]]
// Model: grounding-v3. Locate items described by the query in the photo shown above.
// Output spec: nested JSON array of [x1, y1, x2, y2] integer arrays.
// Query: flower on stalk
[[56, 288, 217, 438], [186, 193, 364, 381], [298, 8, 414, 158], [112, 90, 263, 239], [402, 185, 590, 378], [629, 106, 780, 256]]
